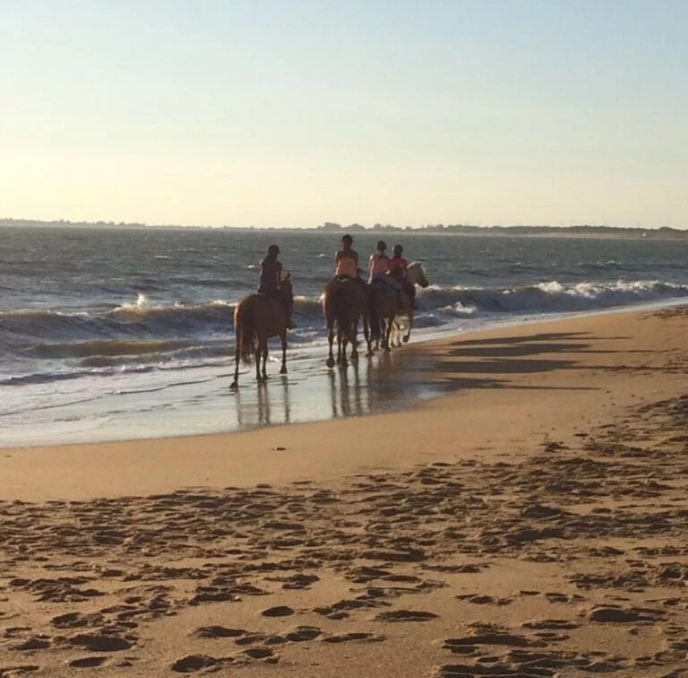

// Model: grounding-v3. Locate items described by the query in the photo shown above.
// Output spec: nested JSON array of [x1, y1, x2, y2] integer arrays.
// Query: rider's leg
[[272, 289, 296, 329]]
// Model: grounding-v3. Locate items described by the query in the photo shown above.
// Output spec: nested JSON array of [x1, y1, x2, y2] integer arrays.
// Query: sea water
[[1, 226, 687, 446]]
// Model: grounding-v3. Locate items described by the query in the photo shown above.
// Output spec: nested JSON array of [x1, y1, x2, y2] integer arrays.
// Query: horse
[[322, 277, 370, 368], [230, 276, 293, 388], [369, 262, 430, 350], [407, 261, 430, 289]]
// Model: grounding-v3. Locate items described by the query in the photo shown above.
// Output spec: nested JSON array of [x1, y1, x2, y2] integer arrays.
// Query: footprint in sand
[[443, 633, 531, 650], [191, 626, 246, 639], [285, 626, 322, 642], [68, 657, 108, 668], [456, 594, 512, 606], [522, 619, 581, 630], [240, 647, 275, 660], [587, 606, 665, 623], [323, 632, 385, 643], [171, 655, 223, 673], [67, 633, 134, 652], [11, 637, 50, 651], [375, 610, 438, 622], [261, 605, 295, 617]]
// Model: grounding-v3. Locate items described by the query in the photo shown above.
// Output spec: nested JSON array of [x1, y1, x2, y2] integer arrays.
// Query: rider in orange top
[[334, 234, 367, 292]]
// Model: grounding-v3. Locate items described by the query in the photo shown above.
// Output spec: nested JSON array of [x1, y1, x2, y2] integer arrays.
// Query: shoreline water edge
[[2, 228, 688, 447], [2, 299, 687, 448]]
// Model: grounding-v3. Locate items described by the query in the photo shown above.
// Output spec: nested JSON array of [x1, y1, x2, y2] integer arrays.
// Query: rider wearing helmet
[[258, 244, 296, 329], [390, 244, 416, 306]]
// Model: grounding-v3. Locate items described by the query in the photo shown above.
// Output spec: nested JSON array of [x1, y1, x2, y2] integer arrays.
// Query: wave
[[419, 280, 688, 316], [2, 280, 687, 386]]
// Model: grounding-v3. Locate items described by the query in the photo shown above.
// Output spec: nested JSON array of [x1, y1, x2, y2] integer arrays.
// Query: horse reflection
[[235, 376, 291, 427], [329, 363, 366, 418]]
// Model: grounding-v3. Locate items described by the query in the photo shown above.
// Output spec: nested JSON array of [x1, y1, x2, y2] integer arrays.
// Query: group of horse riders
[[257, 234, 416, 329], [231, 235, 422, 387]]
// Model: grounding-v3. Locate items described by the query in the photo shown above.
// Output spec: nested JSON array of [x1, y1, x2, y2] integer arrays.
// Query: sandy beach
[[2, 306, 688, 677]]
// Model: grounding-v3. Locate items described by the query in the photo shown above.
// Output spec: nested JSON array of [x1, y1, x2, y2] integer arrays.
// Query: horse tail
[[234, 299, 256, 365]]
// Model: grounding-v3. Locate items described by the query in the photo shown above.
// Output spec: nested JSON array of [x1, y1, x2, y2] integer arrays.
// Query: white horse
[[385, 262, 430, 348], [376, 261, 430, 350], [407, 261, 429, 289]]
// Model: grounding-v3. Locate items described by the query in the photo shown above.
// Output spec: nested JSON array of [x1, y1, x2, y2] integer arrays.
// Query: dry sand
[[1, 306, 688, 677]]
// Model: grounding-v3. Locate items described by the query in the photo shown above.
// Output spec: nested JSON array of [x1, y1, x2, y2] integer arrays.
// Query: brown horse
[[322, 278, 370, 367], [230, 277, 293, 388], [368, 280, 413, 351]]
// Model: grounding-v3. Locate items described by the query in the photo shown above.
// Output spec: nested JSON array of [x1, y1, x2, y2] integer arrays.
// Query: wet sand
[[1, 306, 688, 677]]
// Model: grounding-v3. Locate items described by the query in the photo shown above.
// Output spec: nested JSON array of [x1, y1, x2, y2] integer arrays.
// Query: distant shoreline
[[2, 218, 687, 239]]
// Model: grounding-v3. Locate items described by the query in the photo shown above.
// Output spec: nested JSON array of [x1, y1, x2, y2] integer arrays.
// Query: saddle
[[371, 279, 409, 312]]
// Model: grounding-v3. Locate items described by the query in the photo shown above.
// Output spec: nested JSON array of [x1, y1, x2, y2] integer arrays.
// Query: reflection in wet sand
[[234, 376, 292, 428], [328, 363, 367, 419], [230, 348, 446, 432]]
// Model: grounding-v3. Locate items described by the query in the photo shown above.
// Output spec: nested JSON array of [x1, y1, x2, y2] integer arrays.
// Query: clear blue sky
[[2, 0, 686, 228]]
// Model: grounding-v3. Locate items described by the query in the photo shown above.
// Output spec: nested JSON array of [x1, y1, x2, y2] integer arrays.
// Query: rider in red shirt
[[389, 244, 416, 306]]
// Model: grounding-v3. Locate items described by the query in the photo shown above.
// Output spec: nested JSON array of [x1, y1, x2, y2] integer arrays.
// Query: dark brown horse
[[322, 278, 370, 367], [368, 281, 413, 351], [230, 277, 293, 388]]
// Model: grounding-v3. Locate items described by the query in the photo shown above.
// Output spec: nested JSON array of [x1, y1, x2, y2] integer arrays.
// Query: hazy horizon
[[3, 1, 687, 229]]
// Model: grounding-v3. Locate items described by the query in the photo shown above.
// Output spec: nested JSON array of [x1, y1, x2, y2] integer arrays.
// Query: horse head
[[408, 261, 429, 288]]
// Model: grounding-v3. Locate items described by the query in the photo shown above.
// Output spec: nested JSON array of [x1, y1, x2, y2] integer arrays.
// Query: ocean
[[2, 226, 687, 446]]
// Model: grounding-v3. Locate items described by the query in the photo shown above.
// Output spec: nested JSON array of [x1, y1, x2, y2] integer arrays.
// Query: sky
[[1, 0, 687, 228]]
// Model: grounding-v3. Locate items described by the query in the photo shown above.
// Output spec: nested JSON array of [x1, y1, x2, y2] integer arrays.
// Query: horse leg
[[394, 319, 402, 347], [327, 323, 336, 368], [403, 309, 413, 344], [338, 330, 346, 366], [362, 314, 372, 356], [255, 343, 262, 381], [261, 340, 269, 380], [231, 346, 240, 389], [350, 319, 359, 362], [279, 331, 287, 374], [384, 317, 394, 351]]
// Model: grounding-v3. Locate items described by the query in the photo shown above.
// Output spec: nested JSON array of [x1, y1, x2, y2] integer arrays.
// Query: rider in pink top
[[368, 241, 401, 292]]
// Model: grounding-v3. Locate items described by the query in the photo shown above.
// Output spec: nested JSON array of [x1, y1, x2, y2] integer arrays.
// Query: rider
[[389, 244, 416, 307], [368, 240, 403, 303], [334, 234, 367, 292], [258, 244, 296, 329]]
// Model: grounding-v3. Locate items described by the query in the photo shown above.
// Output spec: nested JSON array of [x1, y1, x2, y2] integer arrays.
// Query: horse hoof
[[326, 357, 335, 368], [230, 381, 238, 390], [279, 367, 287, 374], [403, 336, 410, 344]]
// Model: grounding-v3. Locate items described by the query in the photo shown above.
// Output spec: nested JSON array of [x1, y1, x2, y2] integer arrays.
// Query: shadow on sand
[[229, 329, 643, 429]]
